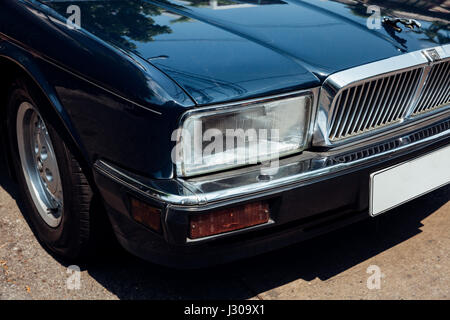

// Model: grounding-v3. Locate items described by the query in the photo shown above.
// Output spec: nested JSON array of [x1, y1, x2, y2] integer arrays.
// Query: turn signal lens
[[130, 198, 162, 233], [189, 201, 270, 239]]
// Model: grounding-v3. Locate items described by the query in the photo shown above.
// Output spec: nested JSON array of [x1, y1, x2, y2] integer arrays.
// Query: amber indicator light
[[189, 201, 270, 239], [130, 198, 162, 233]]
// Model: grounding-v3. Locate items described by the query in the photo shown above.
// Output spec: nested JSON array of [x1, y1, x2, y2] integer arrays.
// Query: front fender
[[0, 0, 198, 179], [0, 43, 90, 167]]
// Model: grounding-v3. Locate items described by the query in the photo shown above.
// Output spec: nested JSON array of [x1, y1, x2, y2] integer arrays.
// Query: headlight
[[173, 92, 313, 177]]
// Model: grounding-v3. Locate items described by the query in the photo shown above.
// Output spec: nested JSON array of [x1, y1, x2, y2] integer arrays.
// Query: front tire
[[7, 77, 94, 261]]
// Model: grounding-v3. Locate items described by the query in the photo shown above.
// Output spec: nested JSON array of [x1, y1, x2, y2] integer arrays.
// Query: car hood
[[44, 0, 450, 105]]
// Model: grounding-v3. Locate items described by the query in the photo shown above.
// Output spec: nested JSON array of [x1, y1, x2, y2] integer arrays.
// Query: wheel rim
[[16, 102, 63, 228]]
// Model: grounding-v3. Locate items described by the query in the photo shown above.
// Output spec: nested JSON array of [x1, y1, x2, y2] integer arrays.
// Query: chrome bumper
[[94, 113, 450, 206]]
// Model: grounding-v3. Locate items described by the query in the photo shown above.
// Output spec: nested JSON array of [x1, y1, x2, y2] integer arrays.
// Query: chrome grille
[[329, 68, 422, 141], [412, 60, 450, 115]]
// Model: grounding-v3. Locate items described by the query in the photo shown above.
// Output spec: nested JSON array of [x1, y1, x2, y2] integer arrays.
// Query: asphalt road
[[0, 157, 449, 300]]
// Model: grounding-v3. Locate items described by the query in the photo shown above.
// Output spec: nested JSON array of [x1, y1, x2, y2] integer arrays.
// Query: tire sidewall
[[7, 80, 84, 258]]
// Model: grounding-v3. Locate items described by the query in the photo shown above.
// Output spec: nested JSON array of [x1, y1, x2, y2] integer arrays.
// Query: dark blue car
[[0, 0, 448, 267]]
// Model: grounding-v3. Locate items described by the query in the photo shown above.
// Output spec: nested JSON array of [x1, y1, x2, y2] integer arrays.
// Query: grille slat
[[328, 70, 420, 141], [394, 68, 420, 120], [380, 74, 401, 125], [413, 61, 450, 115], [342, 85, 364, 137], [328, 93, 342, 133], [328, 60, 449, 142], [377, 75, 399, 127], [348, 82, 370, 134], [367, 77, 390, 130], [336, 86, 358, 138], [431, 62, 449, 107], [360, 78, 384, 131], [416, 65, 440, 114], [385, 72, 407, 123], [374, 77, 393, 128], [355, 80, 379, 133], [383, 73, 404, 124], [346, 85, 365, 136], [394, 69, 416, 120], [433, 63, 450, 106], [330, 89, 350, 140], [421, 63, 445, 111]]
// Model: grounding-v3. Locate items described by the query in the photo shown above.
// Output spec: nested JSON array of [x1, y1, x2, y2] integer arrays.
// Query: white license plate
[[370, 145, 450, 216]]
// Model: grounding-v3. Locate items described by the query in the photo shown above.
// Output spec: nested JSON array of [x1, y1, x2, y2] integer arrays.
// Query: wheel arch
[[0, 52, 95, 189]]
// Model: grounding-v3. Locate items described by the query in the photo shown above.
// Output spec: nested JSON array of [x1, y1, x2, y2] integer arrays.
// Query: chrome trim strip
[[313, 44, 450, 147], [184, 128, 449, 205], [95, 117, 450, 206], [413, 61, 450, 115], [93, 161, 201, 206]]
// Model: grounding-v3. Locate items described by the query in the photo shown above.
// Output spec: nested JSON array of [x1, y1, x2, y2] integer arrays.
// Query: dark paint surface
[[0, 0, 449, 263], [0, 0, 448, 179], [43, 0, 450, 104], [1, 0, 192, 178]]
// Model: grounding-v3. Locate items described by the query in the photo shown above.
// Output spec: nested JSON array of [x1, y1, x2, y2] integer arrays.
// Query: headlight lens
[[174, 93, 313, 177]]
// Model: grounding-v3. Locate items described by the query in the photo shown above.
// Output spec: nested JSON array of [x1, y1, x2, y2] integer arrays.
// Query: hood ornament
[[382, 17, 421, 32], [422, 48, 441, 63]]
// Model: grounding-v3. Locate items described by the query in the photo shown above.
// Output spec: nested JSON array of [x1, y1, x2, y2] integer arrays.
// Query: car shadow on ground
[[1, 157, 449, 299]]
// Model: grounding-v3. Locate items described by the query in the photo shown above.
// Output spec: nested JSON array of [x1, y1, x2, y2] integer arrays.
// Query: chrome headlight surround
[[173, 89, 318, 178]]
